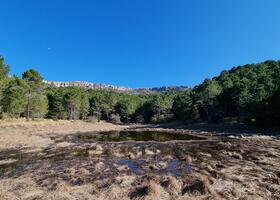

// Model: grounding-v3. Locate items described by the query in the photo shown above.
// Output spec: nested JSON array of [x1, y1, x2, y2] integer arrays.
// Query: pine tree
[[1, 76, 27, 117], [22, 69, 47, 120]]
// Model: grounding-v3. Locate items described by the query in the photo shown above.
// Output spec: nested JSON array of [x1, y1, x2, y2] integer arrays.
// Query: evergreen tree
[[172, 90, 199, 122], [80, 92, 90, 119], [194, 79, 222, 122], [22, 69, 47, 120], [0, 53, 279, 127], [0, 56, 10, 114], [0, 56, 10, 81], [1, 76, 27, 117], [63, 88, 82, 120], [30, 93, 48, 118], [46, 88, 67, 119], [115, 97, 137, 122]]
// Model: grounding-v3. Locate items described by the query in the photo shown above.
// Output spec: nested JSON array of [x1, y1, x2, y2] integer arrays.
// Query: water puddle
[[0, 131, 204, 180], [167, 160, 192, 176], [77, 130, 205, 142], [113, 159, 191, 176], [116, 159, 143, 174]]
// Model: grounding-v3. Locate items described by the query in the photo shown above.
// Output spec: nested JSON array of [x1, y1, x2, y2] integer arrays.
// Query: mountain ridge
[[43, 80, 189, 94]]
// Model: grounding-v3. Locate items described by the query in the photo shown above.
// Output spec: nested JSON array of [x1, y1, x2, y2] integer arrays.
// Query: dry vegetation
[[0, 119, 279, 200], [0, 119, 129, 150]]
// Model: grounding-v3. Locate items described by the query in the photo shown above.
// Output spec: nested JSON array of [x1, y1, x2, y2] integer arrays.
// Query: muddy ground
[[0, 120, 279, 200]]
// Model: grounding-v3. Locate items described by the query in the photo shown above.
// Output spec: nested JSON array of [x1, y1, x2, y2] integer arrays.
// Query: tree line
[[173, 60, 280, 126], [0, 55, 279, 126]]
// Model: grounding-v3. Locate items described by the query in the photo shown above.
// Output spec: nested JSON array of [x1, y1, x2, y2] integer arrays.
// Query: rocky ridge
[[43, 80, 188, 94]]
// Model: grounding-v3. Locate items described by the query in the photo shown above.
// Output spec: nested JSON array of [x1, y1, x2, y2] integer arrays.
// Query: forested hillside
[[0, 55, 279, 126]]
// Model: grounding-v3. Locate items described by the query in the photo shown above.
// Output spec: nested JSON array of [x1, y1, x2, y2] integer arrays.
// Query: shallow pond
[[77, 130, 205, 142], [0, 131, 206, 178]]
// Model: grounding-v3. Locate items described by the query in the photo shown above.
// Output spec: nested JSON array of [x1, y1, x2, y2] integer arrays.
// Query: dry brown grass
[[0, 119, 279, 199], [0, 118, 129, 150]]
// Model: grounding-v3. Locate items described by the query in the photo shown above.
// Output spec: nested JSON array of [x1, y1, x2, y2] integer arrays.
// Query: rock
[[183, 155, 192, 163], [127, 152, 136, 159], [225, 142, 232, 147], [163, 155, 173, 160], [157, 161, 168, 168], [206, 165, 214, 172], [227, 152, 233, 156], [117, 165, 129, 171], [232, 152, 243, 160], [78, 168, 90, 175], [89, 144, 103, 155], [64, 168, 76, 175], [145, 149, 155, 155], [96, 144, 103, 151], [228, 135, 239, 139], [200, 152, 212, 158], [95, 162, 105, 171], [136, 151, 143, 158], [113, 151, 124, 157]]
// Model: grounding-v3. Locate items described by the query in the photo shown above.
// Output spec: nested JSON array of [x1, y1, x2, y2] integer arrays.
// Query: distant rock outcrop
[[43, 80, 188, 94]]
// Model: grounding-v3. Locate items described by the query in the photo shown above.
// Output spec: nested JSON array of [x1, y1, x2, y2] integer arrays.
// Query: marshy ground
[[0, 120, 279, 200]]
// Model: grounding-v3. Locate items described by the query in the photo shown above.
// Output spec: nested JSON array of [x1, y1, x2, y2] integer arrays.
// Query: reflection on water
[[77, 131, 205, 142], [116, 159, 143, 174], [167, 160, 192, 176], [0, 131, 202, 178]]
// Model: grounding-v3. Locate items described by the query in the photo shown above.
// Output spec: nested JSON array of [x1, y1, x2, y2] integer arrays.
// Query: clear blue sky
[[1, 0, 280, 88]]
